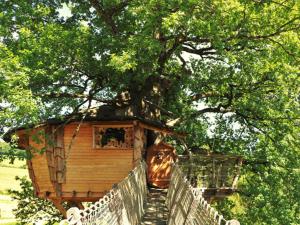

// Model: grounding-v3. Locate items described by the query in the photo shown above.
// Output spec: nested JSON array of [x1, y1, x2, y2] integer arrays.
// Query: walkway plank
[[141, 188, 168, 225]]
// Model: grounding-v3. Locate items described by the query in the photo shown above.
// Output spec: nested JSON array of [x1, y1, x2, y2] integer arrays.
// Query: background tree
[[0, 0, 299, 224]]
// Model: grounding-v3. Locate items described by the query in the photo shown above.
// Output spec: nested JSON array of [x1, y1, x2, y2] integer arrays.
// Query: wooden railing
[[178, 154, 243, 191]]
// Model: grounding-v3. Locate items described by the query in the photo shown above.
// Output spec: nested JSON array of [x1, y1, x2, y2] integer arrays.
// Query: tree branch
[[182, 46, 216, 56], [157, 36, 185, 74], [268, 38, 299, 62], [41, 92, 114, 104], [227, 16, 300, 41], [192, 105, 234, 116], [235, 110, 277, 143], [143, 98, 174, 116], [89, 0, 130, 35]]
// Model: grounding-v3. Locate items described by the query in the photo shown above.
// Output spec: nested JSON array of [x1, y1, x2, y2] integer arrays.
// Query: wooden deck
[[141, 188, 168, 225]]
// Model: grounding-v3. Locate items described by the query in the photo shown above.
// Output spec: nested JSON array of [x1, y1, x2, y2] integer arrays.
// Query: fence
[[166, 163, 240, 225], [60, 160, 147, 225]]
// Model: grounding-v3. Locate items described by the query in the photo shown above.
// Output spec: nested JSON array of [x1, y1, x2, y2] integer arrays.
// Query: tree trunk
[[128, 75, 171, 120]]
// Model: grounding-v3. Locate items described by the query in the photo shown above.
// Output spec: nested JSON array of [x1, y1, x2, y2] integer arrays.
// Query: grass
[[0, 159, 28, 224], [0, 160, 28, 195], [0, 222, 18, 225], [0, 160, 26, 169], [0, 159, 61, 224]]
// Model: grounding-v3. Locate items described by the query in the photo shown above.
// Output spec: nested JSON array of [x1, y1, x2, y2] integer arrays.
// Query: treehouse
[[6, 105, 242, 216], [8, 106, 180, 216]]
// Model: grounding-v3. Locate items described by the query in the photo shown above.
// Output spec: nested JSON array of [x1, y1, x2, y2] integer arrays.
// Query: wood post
[[133, 122, 144, 167], [51, 199, 67, 218], [232, 157, 243, 189], [45, 125, 66, 198]]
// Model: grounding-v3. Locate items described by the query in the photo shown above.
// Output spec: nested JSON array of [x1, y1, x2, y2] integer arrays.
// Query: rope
[[166, 164, 240, 225], [59, 160, 240, 225]]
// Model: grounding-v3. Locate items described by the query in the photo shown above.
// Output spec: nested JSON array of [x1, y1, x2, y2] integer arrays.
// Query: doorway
[[146, 142, 177, 188]]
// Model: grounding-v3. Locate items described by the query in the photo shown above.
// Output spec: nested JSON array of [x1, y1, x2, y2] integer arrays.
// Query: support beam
[[51, 199, 67, 218]]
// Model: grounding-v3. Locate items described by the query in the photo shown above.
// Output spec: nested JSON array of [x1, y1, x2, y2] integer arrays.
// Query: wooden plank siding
[[16, 121, 147, 203], [28, 127, 55, 195], [62, 123, 134, 198]]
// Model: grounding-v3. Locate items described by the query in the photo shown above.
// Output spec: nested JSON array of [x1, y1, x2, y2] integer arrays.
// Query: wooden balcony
[[178, 153, 243, 201]]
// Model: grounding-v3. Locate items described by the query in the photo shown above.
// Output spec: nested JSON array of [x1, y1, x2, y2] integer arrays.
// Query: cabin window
[[93, 126, 134, 149]]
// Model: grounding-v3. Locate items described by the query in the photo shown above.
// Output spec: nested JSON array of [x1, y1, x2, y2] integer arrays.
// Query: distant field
[[0, 221, 17, 225], [0, 160, 28, 194], [0, 159, 25, 168], [0, 159, 28, 224]]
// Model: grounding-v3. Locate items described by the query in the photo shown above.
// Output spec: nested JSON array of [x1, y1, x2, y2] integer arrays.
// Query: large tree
[[0, 0, 299, 224]]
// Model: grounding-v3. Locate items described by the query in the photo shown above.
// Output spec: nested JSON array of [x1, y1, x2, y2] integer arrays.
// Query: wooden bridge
[[60, 161, 240, 225]]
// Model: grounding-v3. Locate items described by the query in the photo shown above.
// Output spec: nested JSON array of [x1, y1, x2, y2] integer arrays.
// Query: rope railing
[[166, 164, 240, 225], [59, 160, 240, 225], [59, 160, 147, 225]]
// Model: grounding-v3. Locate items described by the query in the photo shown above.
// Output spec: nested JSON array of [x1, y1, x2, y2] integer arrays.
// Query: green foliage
[[0, 44, 40, 130], [0, 0, 299, 223], [8, 177, 63, 225], [0, 142, 27, 163]]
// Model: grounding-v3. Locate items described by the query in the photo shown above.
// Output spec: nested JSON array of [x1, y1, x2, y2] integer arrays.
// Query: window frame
[[92, 125, 134, 150]]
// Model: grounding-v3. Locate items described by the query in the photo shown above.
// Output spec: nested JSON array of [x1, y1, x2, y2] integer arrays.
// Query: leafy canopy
[[0, 0, 299, 224]]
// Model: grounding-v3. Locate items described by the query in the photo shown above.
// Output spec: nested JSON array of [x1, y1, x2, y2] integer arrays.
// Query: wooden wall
[[62, 123, 134, 198], [27, 127, 55, 196], [17, 121, 147, 202]]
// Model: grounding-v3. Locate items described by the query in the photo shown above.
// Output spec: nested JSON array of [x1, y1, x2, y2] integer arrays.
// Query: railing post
[[232, 157, 243, 189], [65, 207, 82, 225], [226, 219, 240, 225]]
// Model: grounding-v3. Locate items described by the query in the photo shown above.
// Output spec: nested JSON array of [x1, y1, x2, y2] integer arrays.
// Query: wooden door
[[146, 142, 177, 188]]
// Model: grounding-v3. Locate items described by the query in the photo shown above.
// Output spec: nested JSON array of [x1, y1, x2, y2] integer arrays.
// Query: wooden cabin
[[11, 114, 180, 216], [8, 103, 242, 215]]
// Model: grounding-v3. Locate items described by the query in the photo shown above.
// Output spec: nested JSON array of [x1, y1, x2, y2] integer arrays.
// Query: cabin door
[[146, 142, 177, 188]]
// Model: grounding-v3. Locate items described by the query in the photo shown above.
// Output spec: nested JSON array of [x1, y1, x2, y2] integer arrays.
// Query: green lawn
[[0, 222, 17, 225], [0, 160, 28, 195], [0, 159, 26, 168], [0, 159, 28, 224]]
